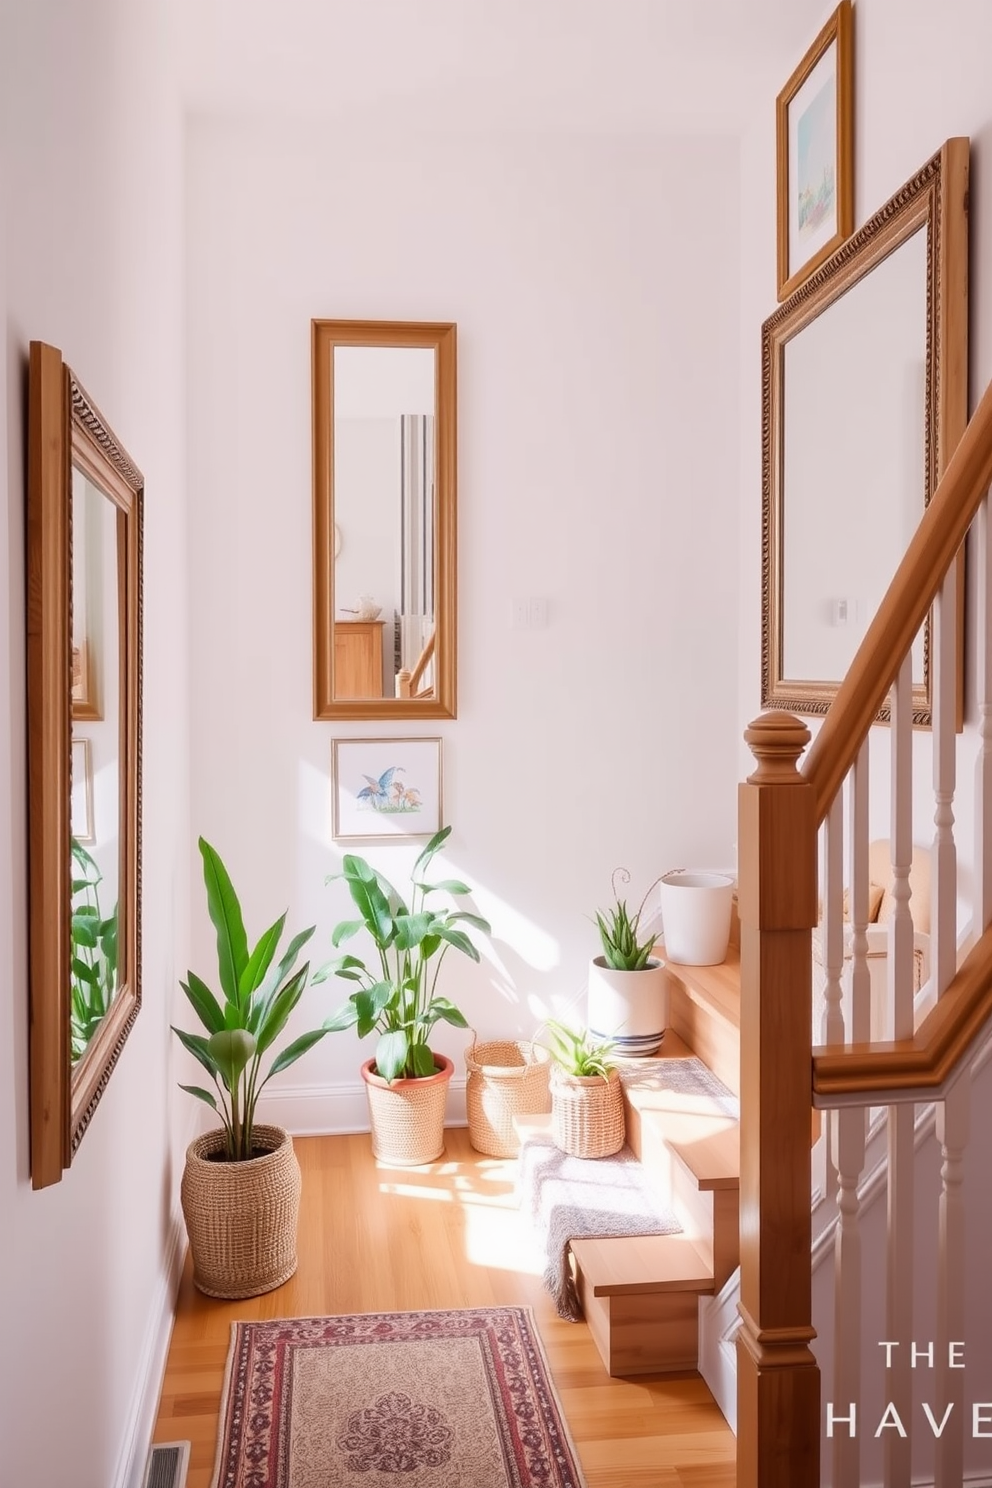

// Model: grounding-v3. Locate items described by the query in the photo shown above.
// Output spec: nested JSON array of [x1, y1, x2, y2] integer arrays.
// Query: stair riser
[[576, 1271, 703, 1376]]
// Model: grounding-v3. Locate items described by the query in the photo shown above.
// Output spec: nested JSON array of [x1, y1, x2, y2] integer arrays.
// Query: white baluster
[[831, 1102, 867, 1488], [932, 565, 957, 996], [975, 492, 992, 936], [822, 793, 845, 1048], [848, 742, 870, 1046], [827, 774, 863, 1488], [820, 797, 845, 1211], [934, 1074, 970, 1488], [889, 655, 915, 1033], [885, 656, 914, 1488]]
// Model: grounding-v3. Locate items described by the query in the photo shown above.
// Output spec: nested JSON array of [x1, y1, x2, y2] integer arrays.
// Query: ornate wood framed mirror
[[27, 341, 143, 1188], [761, 137, 969, 727], [312, 319, 457, 720]]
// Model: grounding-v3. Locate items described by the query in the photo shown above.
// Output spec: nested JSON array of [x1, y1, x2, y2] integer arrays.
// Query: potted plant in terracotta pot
[[587, 868, 668, 1057], [319, 826, 491, 1166], [172, 837, 331, 1299]]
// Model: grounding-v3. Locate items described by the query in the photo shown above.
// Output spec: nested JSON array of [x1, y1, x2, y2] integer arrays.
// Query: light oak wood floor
[[153, 1127, 737, 1487]]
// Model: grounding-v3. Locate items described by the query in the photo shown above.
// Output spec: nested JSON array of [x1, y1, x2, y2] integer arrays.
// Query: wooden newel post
[[736, 711, 820, 1488]]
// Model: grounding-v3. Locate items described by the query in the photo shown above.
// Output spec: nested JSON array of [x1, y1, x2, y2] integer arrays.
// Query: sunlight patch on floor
[[378, 1181, 454, 1202], [461, 1194, 545, 1275], [376, 1146, 546, 1275]]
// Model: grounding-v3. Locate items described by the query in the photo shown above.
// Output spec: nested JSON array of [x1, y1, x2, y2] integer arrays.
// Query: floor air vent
[[142, 1441, 190, 1488]]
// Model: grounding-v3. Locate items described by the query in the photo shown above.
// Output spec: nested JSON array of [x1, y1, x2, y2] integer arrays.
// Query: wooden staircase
[[526, 949, 744, 1381]]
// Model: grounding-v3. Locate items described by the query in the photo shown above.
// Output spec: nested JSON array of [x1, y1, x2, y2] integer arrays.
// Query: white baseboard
[[114, 1201, 188, 1488], [697, 1268, 740, 1434], [112, 1072, 471, 1488], [255, 1076, 468, 1134]]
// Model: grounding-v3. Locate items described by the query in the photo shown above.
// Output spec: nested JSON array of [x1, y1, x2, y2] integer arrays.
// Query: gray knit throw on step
[[516, 1135, 681, 1321]]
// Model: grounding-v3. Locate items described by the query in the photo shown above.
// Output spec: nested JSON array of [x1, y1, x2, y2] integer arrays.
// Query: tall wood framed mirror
[[27, 341, 143, 1189], [761, 137, 969, 727], [312, 319, 456, 720]]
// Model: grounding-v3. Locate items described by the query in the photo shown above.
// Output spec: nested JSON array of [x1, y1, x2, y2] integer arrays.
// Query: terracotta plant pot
[[361, 1053, 454, 1166], [587, 955, 668, 1056], [180, 1123, 301, 1299]]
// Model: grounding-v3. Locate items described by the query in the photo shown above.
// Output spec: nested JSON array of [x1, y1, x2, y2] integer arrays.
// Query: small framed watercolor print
[[331, 737, 442, 840], [776, 0, 853, 300]]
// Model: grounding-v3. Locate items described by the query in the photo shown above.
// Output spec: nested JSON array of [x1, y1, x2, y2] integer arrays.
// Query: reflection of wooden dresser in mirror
[[333, 620, 384, 698]]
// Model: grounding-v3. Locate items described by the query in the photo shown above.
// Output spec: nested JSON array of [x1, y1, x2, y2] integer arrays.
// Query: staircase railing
[[737, 374, 992, 1488]]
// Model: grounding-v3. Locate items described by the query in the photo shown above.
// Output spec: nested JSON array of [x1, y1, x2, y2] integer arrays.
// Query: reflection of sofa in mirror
[[812, 840, 931, 1045]]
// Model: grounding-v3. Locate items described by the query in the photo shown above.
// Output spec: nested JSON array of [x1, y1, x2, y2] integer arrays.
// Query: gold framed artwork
[[331, 737, 442, 841], [776, 0, 854, 301]]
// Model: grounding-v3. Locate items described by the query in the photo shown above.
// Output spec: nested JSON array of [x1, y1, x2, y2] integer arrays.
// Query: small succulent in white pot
[[587, 868, 668, 1058]]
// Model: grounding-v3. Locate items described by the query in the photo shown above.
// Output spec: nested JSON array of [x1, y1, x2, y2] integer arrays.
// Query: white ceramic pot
[[659, 870, 734, 965], [586, 956, 668, 1057]]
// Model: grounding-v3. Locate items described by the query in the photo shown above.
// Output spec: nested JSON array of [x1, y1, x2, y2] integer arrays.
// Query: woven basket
[[550, 1066, 625, 1158], [465, 1037, 552, 1156], [180, 1124, 301, 1299], [361, 1053, 454, 1166]]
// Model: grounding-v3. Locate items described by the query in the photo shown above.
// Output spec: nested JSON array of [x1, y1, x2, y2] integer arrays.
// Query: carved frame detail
[[761, 139, 969, 729]]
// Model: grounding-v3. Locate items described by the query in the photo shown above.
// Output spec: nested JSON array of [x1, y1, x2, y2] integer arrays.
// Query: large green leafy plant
[[172, 838, 329, 1161], [70, 836, 118, 1061], [319, 826, 491, 1083]]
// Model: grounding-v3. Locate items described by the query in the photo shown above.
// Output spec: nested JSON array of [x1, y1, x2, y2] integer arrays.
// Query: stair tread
[[570, 1232, 715, 1296], [667, 1124, 740, 1190], [621, 1070, 738, 1122]]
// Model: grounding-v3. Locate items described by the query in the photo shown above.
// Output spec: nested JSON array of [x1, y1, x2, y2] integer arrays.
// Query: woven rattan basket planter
[[180, 1124, 301, 1299], [361, 1053, 454, 1166], [550, 1066, 625, 1158], [465, 1037, 552, 1156]]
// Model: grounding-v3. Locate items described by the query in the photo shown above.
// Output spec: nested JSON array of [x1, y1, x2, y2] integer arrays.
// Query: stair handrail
[[803, 373, 992, 826], [395, 628, 435, 699], [812, 921, 992, 1104]]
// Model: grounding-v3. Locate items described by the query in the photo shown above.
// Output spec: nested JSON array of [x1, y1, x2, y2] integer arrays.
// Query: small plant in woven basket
[[318, 826, 491, 1084], [544, 1019, 618, 1079], [172, 837, 330, 1161], [544, 1019, 625, 1158]]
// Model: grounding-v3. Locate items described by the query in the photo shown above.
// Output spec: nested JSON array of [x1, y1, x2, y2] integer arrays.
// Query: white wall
[[0, 3, 190, 1485], [738, 0, 992, 903], [184, 116, 742, 1123], [737, 1, 992, 1479]]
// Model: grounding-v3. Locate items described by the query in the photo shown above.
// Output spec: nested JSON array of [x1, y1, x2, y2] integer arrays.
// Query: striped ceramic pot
[[586, 956, 668, 1057]]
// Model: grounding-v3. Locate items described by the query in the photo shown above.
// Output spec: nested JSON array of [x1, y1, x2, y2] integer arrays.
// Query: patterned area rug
[[518, 1057, 738, 1321], [210, 1307, 586, 1488]]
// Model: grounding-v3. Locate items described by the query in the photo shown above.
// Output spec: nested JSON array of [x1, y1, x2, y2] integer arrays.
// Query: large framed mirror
[[27, 341, 143, 1189], [761, 137, 969, 727], [312, 319, 456, 719]]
